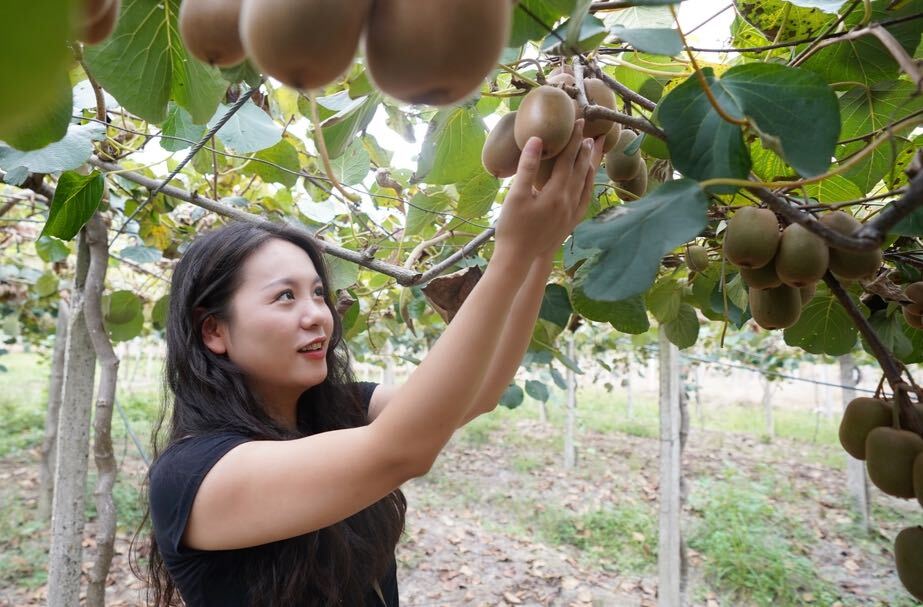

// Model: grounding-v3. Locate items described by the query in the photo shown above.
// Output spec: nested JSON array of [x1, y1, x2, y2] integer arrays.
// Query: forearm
[[459, 254, 555, 425], [372, 251, 532, 469]]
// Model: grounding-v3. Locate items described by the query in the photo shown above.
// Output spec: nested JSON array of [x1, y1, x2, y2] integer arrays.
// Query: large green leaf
[[161, 104, 205, 152], [646, 277, 682, 323], [783, 286, 858, 355], [0, 0, 72, 138], [866, 308, 913, 362], [539, 284, 572, 328], [840, 136, 911, 193], [105, 291, 142, 325], [42, 172, 105, 241], [660, 64, 840, 184], [1, 74, 72, 152], [209, 102, 282, 154], [571, 285, 650, 334], [573, 179, 709, 301], [329, 140, 370, 186], [526, 379, 550, 402], [839, 81, 923, 142], [406, 191, 452, 236], [415, 107, 487, 185], [35, 236, 70, 263], [510, 0, 573, 46], [663, 303, 700, 349], [0, 123, 106, 173], [84, 0, 228, 124], [321, 93, 381, 160], [804, 175, 863, 204], [542, 14, 608, 55], [445, 170, 500, 230], [609, 26, 682, 56], [735, 0, 836, 42], [242, 139, 301, 187]]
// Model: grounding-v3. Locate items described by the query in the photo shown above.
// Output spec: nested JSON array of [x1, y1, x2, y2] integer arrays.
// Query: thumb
[[512, 137, 542, 192]]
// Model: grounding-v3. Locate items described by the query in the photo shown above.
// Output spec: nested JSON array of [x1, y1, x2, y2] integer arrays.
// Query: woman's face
[[202, 238, 335, 407]]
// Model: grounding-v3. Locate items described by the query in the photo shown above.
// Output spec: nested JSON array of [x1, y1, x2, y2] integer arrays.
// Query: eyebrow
[[262, 276, 323, 291]]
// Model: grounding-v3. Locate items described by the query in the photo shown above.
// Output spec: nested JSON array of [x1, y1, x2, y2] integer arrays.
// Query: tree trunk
[[47, 230, 98, 607], [564, 331, 577, 469], [761, 376, 774, 441], [38, 298, 69, 522], [84, 214, 121, 607], [839, 354, 870, 531], [625, 358, 634, 420], [658, 332, 684, 607]]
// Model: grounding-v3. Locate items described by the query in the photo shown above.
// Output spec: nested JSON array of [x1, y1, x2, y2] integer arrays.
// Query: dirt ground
[[1, 415, 918, 607]]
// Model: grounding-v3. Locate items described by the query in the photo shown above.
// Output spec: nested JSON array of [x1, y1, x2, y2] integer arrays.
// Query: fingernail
[[583, 139, 593, 150]]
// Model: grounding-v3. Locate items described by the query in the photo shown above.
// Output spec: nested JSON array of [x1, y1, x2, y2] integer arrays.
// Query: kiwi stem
[[306, 92, 361, 205], [824, 272, 923, 438], [498, 64, 541, 89]]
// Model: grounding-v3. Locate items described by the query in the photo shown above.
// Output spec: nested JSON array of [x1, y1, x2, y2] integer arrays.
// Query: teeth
[[301, 343, 323, 352]]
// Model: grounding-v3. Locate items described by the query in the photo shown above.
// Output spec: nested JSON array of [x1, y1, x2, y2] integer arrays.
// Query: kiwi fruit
[[619, 158, 647, 201], [546, 73, 576, 87], [819, 211, 882, 280], [799, 283, 816, 305], [915, 453, 923, 508], [80, 0, 120, 44], [686, 245, 709, 273], [82, 0, 114, 24], [365, 0, 511, 105], [605, 130, 641, 181], [514, 86, 576, 159], [774, 223, 829, 288], [902, 305, 923, 329], [895, 526, 923, 601], [839, 397, 893, 460], [723, 207, 780, 269], [581, 78, 616, 138], [602, 126, 621, 154], [482, 112, 521, 178], [906, 301, 923, 315], [748, 284, 802, 330], [240, 0, 371, 90], [180, 0, 245, 67], [905, 281, 923, 304], [865, 426, 923, 498], [740, 259, 782, 289], [548, 65, 574, 77]]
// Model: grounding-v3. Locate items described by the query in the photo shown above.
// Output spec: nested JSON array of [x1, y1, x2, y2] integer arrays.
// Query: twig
[[824, 273, 923, 436], [587, 64, 657, 112]]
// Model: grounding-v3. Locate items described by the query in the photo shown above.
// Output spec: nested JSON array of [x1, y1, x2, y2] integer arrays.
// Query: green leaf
[[840, 137, 911, 193], [84, 0, 228, 124], [34, 272, 59, 298], [2, 73, 72, 152], [510, 0, 572, 46], [571, 284, 650, 334], [209, 102, 282, 154], [0, 123, 106, 174], [646, 277, 682, 323], [542, 14, 608, 56], [42, 172, 105, 241], [839, 81, 923, 142], [866, 309, 913, 361], [328, 139, 370, 186], [573, 179, 709, 301], [35, 236, 70, 263], [0, 0, 72, 139], [804, 175, 863, 204], [321, 93, 381, 160], [161, 104, 206, 152], [446, 170, 500, 230], [736, 0, 836, 42], [240, 139, 301, 187], [151, 295, 169, 331], [660, 64, 840, 184], [526, 379, 550, 402], [610, 26, 682, 56], [119, 245, 163, 264], [108, 313, 144, 342], [550, 366, 567, 390], [323, 255, 360, 292], [783, 286, 858, 355], [663, 303, 700, 349], [405, 191, 452, 237], [500, 383, 525, 409], [106, 291, 142, 325], [539, 284, 573, 328], [415, 107, 487, 185]]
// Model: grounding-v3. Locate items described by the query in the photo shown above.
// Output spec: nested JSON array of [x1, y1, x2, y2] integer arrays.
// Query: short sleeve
[[353, 381, 379, 416], [148, 433, 253, 559]]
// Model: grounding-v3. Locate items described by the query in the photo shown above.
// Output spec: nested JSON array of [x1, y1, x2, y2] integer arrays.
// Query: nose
[[298, 298, 329, 329]]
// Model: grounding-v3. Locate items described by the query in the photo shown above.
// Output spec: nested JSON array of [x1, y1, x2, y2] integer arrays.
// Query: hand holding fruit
[[493, 119, 604, 263]]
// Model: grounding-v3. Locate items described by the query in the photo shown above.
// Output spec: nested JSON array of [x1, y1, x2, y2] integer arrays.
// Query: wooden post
[[564, 331, 577, 469], [839, 354, 870, 531], [658, 332, 683, 606]]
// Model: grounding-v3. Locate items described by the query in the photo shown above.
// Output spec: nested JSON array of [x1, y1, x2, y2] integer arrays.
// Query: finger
[[509, 137, 543, 196], [547, 119, 585, 188], [577, 138, 606, 214], [567, 136, 595, 195]]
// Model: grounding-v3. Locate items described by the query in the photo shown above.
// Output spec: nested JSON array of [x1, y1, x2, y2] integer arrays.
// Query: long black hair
[[129, 221, 406, 606]]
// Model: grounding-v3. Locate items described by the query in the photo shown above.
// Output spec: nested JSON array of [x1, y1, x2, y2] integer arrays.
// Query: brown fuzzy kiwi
[[548, 65, 574, 77], [905, 281, 923, 305], [686, 245, 709, 273], [865, 427, 923, 498], [619, 158, 647, 201], [740, 259, 782, 289], [82, 0, 114, 24], [838, 397, 893, 460], [365, 0, 511, 105], [241, 0, 371, 90], [514, 86, 576, 159], [749, 284, 802, 330], [799, 283, 816, 305], [605, 130, 641, 181], [915, 453, 923, 508], [582, 78, 616, 138], [80, 0, 120, 45], [602, 125, 621, 154], [482, 112, 521, 178], [774, 223, 829, 288], [723, 207, 780, 269], [903, 305, 923, 329], [906, 301, 923, 315], [546, 73, 576, 87], [819, 211, 882, 280], [895, 526, 923, 601], [180, 0, 245, 67]]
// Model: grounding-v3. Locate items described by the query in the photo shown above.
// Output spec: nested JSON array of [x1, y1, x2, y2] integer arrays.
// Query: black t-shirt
[[148, 381, 399, 607]]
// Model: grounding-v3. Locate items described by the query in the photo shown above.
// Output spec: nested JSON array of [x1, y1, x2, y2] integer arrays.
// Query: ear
[[200, 314, 228, 355]]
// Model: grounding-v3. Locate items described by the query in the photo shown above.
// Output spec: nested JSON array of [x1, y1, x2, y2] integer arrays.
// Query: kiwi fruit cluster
[[722, 209, 883, 330], [482, 66, 622, 191], [605, 129, 648, 201], [179, 0, 512, 104], [78, 0, 121, 44], [838, 397, 923, 600], [901, 282, 923, 329]]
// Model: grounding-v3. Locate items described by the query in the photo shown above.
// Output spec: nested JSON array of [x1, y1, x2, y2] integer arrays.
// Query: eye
[[276, 289, 295, 302], [314, 286, 326, 297]]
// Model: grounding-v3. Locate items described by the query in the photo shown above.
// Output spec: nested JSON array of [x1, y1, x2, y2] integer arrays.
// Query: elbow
[[402, 452, 435, 479]]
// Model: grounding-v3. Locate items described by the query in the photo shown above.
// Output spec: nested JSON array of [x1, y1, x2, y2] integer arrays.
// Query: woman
[[137, 121, 603, 606]]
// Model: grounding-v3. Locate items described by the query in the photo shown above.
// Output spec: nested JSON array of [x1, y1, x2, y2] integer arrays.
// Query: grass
[[0, 479, 49, 591]]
